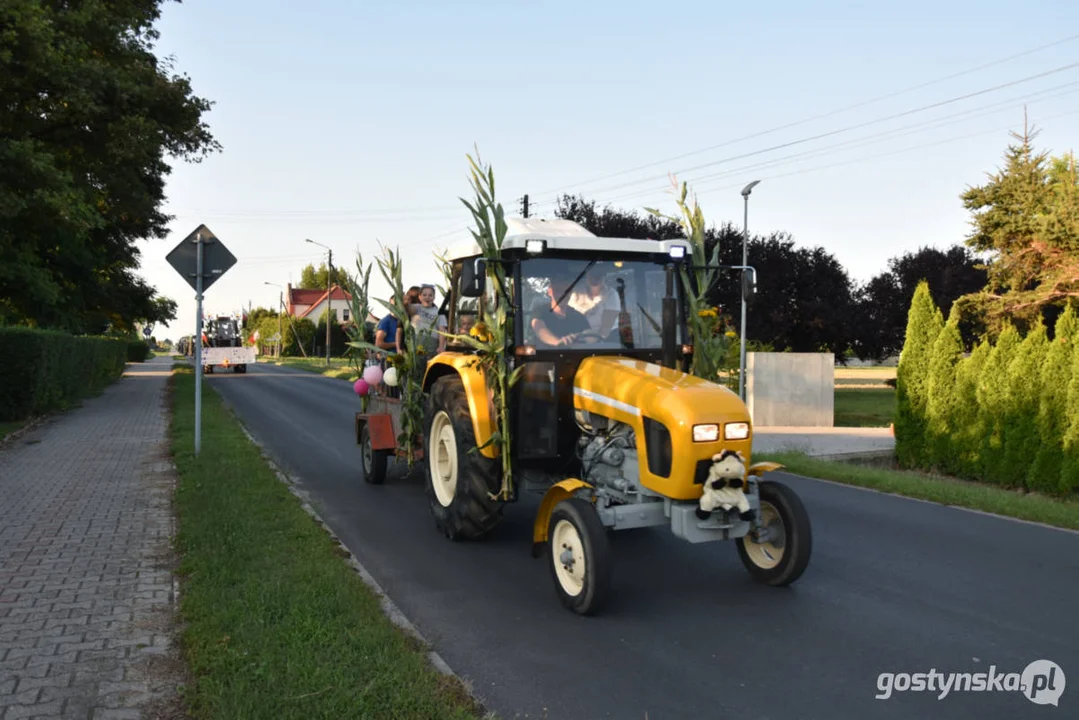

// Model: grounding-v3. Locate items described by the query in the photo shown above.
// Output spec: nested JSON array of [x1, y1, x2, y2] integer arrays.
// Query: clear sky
[[137, 0, 1079, 342]]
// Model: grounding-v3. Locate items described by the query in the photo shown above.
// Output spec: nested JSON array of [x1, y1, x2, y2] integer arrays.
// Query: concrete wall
[[746, 352, 834, 427]]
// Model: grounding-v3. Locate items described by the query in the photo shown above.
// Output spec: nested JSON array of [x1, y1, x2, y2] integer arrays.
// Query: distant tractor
[[202, 314, 255, 373]]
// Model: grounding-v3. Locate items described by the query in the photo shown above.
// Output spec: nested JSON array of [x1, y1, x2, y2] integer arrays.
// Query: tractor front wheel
[[423, 374, 503, 540], [547, 497, 611, 616], [736, 480, 812, 586]]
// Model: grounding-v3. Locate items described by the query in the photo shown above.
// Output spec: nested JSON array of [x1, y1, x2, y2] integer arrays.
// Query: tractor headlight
[[692, 424, 720, 442], [724, 422, 750, 440]]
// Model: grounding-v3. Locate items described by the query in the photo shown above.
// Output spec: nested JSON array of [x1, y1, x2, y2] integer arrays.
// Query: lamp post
[[264, 281, 284, 358], [739, 180, 761, 402], [305, 238, 333, 366]]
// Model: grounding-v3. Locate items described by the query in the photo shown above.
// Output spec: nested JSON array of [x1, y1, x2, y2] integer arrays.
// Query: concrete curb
[[220, 404, 493, 717]]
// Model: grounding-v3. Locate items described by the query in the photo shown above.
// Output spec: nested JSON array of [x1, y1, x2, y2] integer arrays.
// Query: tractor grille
[[693, 459, 711, 485]]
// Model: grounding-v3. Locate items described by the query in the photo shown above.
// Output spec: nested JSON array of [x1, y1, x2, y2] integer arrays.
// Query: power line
[[533, 33, 1079, 196], [595, 107, 1079, 208], [536, 61, 1079, 204], [573, 83, 1079, 207]]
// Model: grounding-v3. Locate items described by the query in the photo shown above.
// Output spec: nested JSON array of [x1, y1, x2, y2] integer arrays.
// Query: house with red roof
[[285, 283, 378, 326]]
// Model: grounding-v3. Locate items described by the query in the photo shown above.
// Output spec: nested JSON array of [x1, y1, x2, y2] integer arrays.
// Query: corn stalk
[[438, 149, 519, 500], [350, 244, 424, 466], [645, 175, 733, 381], [341, 253, 376, 411]]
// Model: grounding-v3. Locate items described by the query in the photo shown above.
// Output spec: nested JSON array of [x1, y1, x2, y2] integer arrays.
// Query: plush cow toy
[[697, 449, 755, 521]]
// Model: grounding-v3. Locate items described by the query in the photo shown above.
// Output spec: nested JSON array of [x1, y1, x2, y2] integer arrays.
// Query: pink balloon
[[363, 364, 383, 386], [353, 378, 370, 396]]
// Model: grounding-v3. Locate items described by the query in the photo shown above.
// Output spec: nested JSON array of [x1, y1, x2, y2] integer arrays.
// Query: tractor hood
[[572, 356, 752, 500], [572, 356, 750, 428]]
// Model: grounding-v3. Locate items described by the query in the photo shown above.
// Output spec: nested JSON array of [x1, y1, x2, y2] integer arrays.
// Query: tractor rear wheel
[[423, 374, 503, 540], [736, 480, 812, 586], [547, 497, 611, 615]]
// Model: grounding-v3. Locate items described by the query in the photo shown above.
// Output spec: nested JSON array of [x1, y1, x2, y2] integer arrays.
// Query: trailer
[[355, 393, 424, 484]]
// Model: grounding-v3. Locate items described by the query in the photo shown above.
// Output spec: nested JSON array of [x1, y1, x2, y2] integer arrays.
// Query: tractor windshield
[[521, 257, 681, 350]]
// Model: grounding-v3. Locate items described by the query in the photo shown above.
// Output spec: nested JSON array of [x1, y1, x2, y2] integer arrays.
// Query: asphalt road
[[206, 361, 1079, 720]]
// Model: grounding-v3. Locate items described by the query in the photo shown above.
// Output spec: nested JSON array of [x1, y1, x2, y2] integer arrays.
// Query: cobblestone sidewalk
[[1, 355, 186, 720]]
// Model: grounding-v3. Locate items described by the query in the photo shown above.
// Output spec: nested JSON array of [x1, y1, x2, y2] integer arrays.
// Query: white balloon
[[383, 366, 399, 387]]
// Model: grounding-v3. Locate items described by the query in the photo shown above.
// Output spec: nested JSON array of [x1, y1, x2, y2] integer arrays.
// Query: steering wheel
[[566, 329, 606, 345]]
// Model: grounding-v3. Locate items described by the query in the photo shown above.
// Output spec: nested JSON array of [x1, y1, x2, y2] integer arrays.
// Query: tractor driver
[[530, 266, 593, 347]]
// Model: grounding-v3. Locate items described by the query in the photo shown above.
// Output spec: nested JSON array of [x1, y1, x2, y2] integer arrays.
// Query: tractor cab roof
[[443, 217, 691, 262]]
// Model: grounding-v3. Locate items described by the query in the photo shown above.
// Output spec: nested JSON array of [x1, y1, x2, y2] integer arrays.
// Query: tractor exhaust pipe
[[662, 263, 677, 369]]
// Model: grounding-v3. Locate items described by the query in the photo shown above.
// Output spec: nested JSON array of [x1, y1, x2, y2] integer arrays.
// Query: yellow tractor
[[361, 218, 812, 615]]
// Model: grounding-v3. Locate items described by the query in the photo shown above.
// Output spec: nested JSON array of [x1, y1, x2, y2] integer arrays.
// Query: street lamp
[[739, 180, 761, 402], [305, 238, 333, 366], [264, 281, 284, 358]]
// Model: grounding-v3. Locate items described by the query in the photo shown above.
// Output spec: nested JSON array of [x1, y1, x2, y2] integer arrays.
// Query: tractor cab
[[439, 218, 693, 484]]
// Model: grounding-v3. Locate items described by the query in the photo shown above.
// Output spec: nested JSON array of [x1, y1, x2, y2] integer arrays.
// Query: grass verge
[[0, 420, 28, 442], [167, 366, 484, 719], [259, 356, 358, 380], [758, 451, 1079, 531], [834, 387, 895, 427]]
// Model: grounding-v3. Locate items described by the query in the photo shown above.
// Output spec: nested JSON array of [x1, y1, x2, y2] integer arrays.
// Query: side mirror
[[460, 258, 487, 298], [742, 268, 757, 303]]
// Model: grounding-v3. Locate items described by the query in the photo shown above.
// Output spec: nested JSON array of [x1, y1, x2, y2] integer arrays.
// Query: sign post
[[194, 232, 204, 457], [166, 224, 237, 457]]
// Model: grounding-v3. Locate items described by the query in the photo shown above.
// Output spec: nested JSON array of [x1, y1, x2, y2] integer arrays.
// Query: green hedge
[[895, 283, 1079, 496], [0, 327, 128, 422], [127, 339, 151, 362]]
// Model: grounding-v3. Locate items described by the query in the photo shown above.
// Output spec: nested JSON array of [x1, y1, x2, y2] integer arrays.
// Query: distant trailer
[[202, 346, 256, 373]]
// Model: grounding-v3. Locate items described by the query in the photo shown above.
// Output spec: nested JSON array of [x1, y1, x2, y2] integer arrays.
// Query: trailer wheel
[[736, 480, 812, 586], [423, 374, 503, 540], [360, 424, 388, 485], [547, 497, 611, 616]]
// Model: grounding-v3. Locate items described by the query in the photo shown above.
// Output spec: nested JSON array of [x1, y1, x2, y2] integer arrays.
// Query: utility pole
[[521, 194, 530, 218], [325, 248, 333, 366], [739, 180, 761, 402], [304, 238, 334, 366]]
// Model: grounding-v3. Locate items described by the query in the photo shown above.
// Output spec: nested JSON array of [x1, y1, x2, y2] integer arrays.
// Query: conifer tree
[[1030, 305, 1079, 492], [925, 306, 964, 473], [895, 281, 944, 468], [976, 324, 1020, 485], [1001, 320, 1048, 489], [952, 342, 991, 478], [1059, 338, 1079, 495]]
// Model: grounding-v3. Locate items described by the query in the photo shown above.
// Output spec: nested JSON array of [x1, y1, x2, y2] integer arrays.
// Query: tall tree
[[955, 122, 1079, 335], [855, 245, 988, 361], [298, 262, 347, 290], [0, 0, 219, 332]]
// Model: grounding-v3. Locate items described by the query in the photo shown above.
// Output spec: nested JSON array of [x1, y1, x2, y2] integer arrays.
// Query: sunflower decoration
[[469, 321, 492, 343]]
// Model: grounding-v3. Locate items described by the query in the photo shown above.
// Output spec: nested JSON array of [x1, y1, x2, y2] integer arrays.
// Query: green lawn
[[758, 451, 1079, 531], [167, 366, 483, 720], [834, 387, 896, 427]]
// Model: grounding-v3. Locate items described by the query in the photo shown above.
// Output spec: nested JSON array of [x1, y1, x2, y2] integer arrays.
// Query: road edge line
[[223, 408, 492, 716]]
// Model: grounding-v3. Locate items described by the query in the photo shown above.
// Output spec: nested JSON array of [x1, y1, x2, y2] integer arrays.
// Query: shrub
[[1001, 320, 1047, 489], [1060, 340, 1079, 494], [976, 324, 1020, 486], [127, 340, 151, 362], [0, 328, 127, 421], [924, 307, 964, 473], [1030, 306, 1078, 492], [895, 281, 944, 467]]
